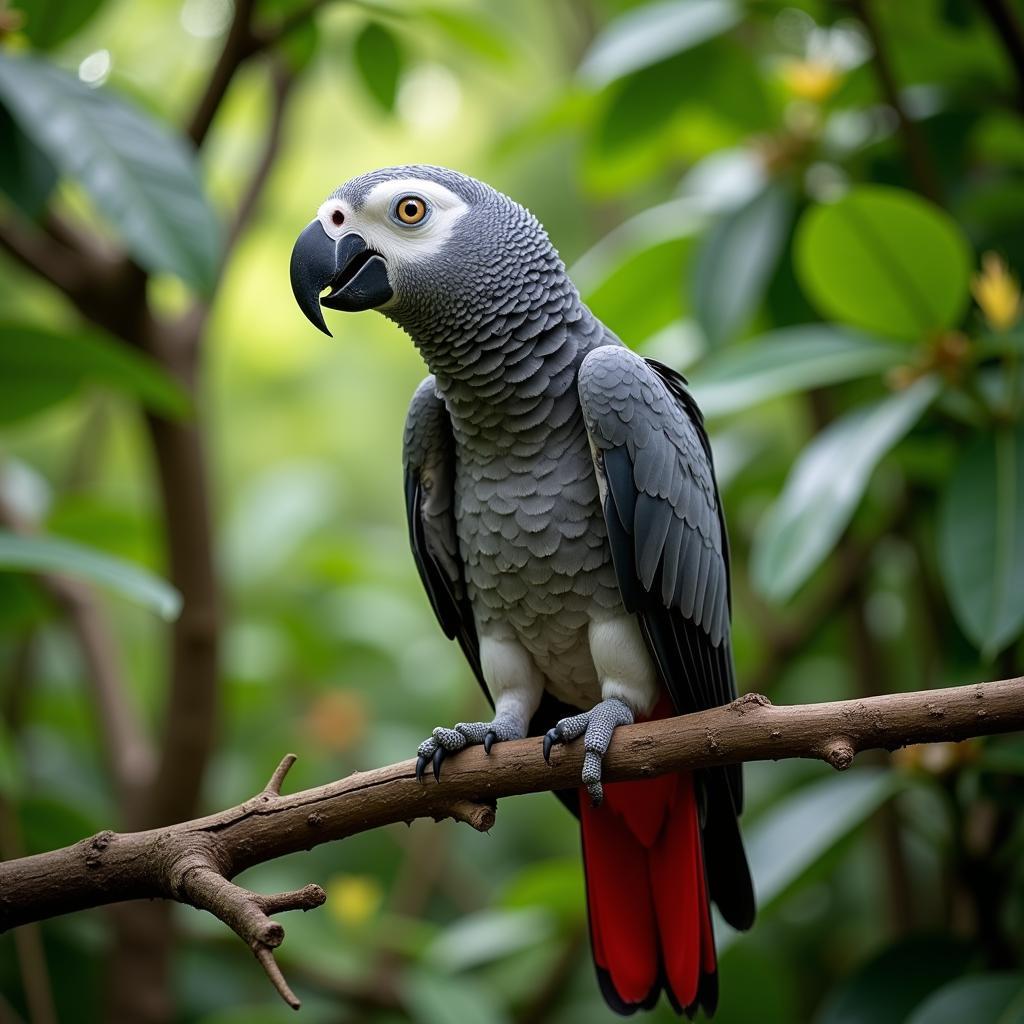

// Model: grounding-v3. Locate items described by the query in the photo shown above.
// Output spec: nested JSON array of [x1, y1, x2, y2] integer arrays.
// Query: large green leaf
[[425, 908, 555, 971], [584, 237, 697, 344], [0, 105, 58, 218], [15, 0, 108, 50], [353, 21, 403, 113], [0, 323, 189, 423], [752, 376, 940, 601], [745, 768, 903, 910], [401, 967, 510, 1024], [906, 974, 1024, 1024], [0, 54, 220, 294], [819, 936, 976, 1024], [691, 184, 793, 347], [578, 0, 740, 88], [795, 186, 972, 341], [938, 426, 1024, 658], [0, 531, 181, 620], [421, 7, 516, 65], [691, 326, 906, 417]]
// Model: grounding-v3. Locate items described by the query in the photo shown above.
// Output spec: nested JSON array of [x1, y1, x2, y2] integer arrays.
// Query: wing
[[403, 376, 583, 814], [403, 376, 488, 701], [578, 345, 754, 930]]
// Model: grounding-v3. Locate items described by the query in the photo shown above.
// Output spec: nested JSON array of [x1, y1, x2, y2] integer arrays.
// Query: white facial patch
[[316, 177, 469, 273]]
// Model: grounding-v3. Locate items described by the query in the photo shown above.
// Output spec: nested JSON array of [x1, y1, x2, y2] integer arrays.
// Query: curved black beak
[[289, 220, 393, 336]]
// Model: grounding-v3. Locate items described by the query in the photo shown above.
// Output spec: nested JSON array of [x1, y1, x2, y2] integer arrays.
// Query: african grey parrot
[[290, 165, 755, 1017]]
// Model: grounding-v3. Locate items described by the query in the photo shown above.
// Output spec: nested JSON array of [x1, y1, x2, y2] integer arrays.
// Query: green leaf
[[585, 237, 696, 343], [500, 858, 584, 923], [818, 936, 976, 1024], [578, 0, 741, 88], [401, 967, 510, 1024], [691, 184, 793, 347], [15, 0, 108, 50], [938, 426, 1024, 658], [420, 7, 516, 65], [0, 323, 190, 423], [0, 105, 58, 218], [795, 186, 972, 341], [692, 326, 907, 417], [0, 531, 181, 620], [425, 908, 555, 971], [752, 376, 940, 601], [353, 21, 403, 113], [746, 768, 903, 909], [907, 974, 1024, 1024], [0, 54, 221, 294]]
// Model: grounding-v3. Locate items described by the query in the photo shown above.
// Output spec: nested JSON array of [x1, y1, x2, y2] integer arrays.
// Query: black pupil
[[404, 202, 418, 218], [331, 210, 344, 225]]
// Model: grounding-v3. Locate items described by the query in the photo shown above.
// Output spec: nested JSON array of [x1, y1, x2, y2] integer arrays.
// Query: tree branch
[[185, 0, 330, 149], [0, 495, 155, 817], [0, 678, 1020, 1008], [221, 63, 296, 269], [850, 0, 943, 205], [0, 212, 91, 298], [979, 0, 1024, 113], [186, 0, 260, 147]]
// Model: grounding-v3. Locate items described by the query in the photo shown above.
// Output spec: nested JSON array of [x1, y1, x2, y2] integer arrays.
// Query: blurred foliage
[[0, 0, 1023, 1022]]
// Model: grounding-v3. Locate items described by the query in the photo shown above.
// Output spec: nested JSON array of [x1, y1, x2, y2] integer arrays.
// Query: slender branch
[[185, 0, 329, 149], [252, 0, 334, 53], [850, 0, 943, 205], [979, 0, 1024, 112], [0, 212, 90, 298], [0, 495, 155, 816], [186, 0, 259, 147], [0, 678, 1020, 1008], [222, 63, 296, 267]]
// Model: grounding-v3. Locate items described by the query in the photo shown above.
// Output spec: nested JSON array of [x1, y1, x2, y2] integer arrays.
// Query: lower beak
[[289, 220, 393, 336]]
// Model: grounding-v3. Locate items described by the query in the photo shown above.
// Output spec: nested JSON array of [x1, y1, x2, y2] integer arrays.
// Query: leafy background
[[1, 0, 1023, 1022]]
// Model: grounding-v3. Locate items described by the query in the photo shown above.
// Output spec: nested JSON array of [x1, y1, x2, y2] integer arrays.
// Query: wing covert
[[403, 376, 488, 700]]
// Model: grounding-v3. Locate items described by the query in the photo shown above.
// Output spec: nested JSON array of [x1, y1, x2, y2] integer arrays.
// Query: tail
[[580, 771, 725, 1017]]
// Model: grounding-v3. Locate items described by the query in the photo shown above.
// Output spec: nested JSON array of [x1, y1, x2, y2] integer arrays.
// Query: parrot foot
[[543, 697, 634, 806], [415, 715, 524, 782]]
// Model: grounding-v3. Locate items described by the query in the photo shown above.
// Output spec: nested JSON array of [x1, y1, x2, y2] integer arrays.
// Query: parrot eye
[[394, 195, 428, 226]]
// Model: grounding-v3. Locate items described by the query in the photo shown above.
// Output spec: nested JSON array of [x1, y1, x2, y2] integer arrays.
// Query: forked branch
[[0, 677, 1021, 1009]]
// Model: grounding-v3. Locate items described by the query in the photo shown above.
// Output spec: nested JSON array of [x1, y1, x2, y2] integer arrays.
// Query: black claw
[[484, 731, 496, 754], [543, 728, 560, 764], [432, 746, 445, 782], [415, 754, 429, 781]]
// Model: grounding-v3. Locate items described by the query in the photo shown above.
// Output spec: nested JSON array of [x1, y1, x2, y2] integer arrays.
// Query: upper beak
[[289, 220, 393, 336]]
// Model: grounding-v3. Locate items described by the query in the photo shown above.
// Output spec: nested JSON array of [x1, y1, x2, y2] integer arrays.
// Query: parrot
[[290, 166, 755, 1017]]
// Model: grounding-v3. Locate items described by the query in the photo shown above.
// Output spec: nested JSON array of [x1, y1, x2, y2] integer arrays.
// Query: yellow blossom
[[778, 58, 841, 104], [327, 874, 383, 927], [972, 252, 1021, 332]]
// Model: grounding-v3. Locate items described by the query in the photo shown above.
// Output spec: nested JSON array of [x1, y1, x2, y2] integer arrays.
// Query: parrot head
[[289, 165, 556, 338]]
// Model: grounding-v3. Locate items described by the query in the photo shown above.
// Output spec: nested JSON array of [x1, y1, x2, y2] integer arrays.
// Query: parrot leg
[[543, 697, 634, 805], [415, 714, 525, 782], [416, 634, 545, 783]]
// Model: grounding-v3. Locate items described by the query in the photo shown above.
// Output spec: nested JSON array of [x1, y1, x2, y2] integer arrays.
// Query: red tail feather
[[580, 768, 716, 1015]]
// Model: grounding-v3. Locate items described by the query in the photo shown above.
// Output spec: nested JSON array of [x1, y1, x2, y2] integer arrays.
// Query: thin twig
[[0, 213, 89, 297], [979, 0, 1024, 113], [186, 0, 259, 147], [221, 63, 297, 267], [0, 495, 155, 816], [850, 0, 943, 205]]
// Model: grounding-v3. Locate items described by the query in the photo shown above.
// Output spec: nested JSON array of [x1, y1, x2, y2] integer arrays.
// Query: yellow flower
[[972, 252, 1021, 332], [327, 874, 383, 927], [778, 58, 841, 104]]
